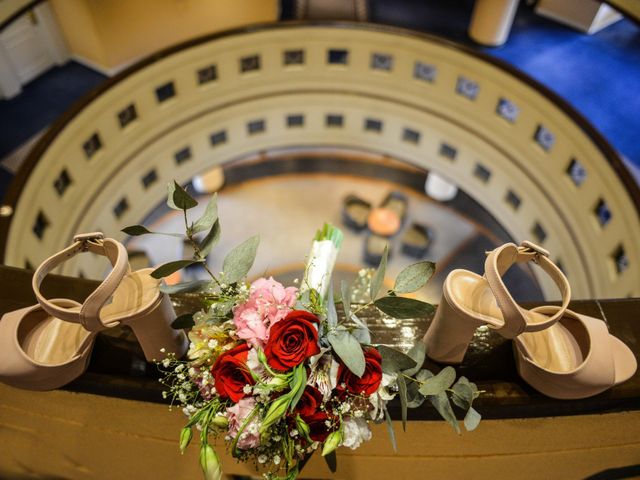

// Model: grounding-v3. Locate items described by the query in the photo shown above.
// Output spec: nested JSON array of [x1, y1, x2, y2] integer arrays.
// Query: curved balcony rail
[[1, 22, 639, 300]]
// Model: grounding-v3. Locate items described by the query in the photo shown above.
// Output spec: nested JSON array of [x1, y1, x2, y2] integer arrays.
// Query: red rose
[[295, 386, 323, 420], [338, 347, 383, 396], [211, 344, 254, 402], [305, 411, 335, 442], [265, 310, 320, 371]]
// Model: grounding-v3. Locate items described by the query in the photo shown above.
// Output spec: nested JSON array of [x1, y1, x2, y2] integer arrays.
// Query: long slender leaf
[[369, 245, 388, 300], [374, 296, 435, 319], [289, 365, 307, 411], [121, 225, 183, 237], [151, 260, 201, 279], [160, 280, 211, 294], [383, 406, 397, 452], [397, 373, 408, 432], [340, 280, 351, 319], [326, 285, 338, 328]]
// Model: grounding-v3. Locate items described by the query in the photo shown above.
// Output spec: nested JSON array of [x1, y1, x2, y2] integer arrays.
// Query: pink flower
[[226, 397, 261, 449], [233, 277, 297, 348]]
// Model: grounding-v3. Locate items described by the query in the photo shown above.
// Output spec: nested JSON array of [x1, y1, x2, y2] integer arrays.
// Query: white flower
[[307, 352, 339, 401], [341, 417, 372, 450], [258, 455, 268, 464], [273, 455, 281, 465]]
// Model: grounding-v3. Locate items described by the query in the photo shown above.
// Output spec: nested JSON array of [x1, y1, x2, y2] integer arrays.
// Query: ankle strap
[[32, 233, 130, 332], [484, 241, 571, 338]]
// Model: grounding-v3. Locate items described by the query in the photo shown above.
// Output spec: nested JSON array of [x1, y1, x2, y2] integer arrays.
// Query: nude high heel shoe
[[423, 241, 637, 399], [0, 233, 188, 391]]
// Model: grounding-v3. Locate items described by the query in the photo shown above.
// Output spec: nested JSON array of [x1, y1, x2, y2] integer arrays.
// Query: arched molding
[[2, 22, 638, 299]]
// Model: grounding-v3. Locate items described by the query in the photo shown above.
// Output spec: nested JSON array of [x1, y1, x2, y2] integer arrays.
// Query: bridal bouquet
[[123, 182, 481, 480]]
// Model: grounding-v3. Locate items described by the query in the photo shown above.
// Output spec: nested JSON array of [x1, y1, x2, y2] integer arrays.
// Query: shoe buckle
[[74, 232, 104, 251], [520, 241, 549, 264]]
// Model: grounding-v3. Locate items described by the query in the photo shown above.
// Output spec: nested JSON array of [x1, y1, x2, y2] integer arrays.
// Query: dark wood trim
[[0, 0, 45, 32], [2, 21, 639, 261]]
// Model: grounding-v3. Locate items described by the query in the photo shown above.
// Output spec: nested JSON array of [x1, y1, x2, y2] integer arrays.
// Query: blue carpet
[[487, 10, 640, 168], [0, 61, 106, 159]]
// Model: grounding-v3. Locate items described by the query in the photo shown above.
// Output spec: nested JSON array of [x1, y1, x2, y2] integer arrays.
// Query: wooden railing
[[0, 264, 638, 479]]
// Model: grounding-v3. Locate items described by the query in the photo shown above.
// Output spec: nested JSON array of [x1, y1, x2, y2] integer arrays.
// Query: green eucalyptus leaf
[[464, 407, 481, 432], [369, 245, 388, 300], [327, 328, 365, 377], [340, 280, 351, 319], [198, 219, 221, 259], [429, 391, 460, 434], [121, 225, 152, 236], [451, 377, 475, 411], [171, 313, 195, 329], [160, 280, 211, 294], [192, 194, 218, 234], [349, 312, 369, 333], [171, 181, 198, 210], [397, 373, 408, 432], [151, 259, 202, 279], [351, 323, 371, 345], [418, 366, 456, 396], [167, 182, 179, 210], [416, 369, 434, 383], [377, 345, 417, 375], [402, 341, 426, 377], [323, 450, 337, 473], [394, 261, 435, 293], [121, 225, 183, 238], [383, 406, 397, 452], [222, 235, 259, 284], [406, 381, 426, 408], [374, 296, 435, 319]]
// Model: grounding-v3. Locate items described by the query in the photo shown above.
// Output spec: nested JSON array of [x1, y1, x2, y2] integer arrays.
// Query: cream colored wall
[[48, 0, 107, 66], [49, 0, 278, 73]]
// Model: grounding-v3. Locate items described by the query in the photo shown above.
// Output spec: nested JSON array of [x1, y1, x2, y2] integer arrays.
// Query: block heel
[[125, 294, 189, 362], [423, 295, 481, 364]]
